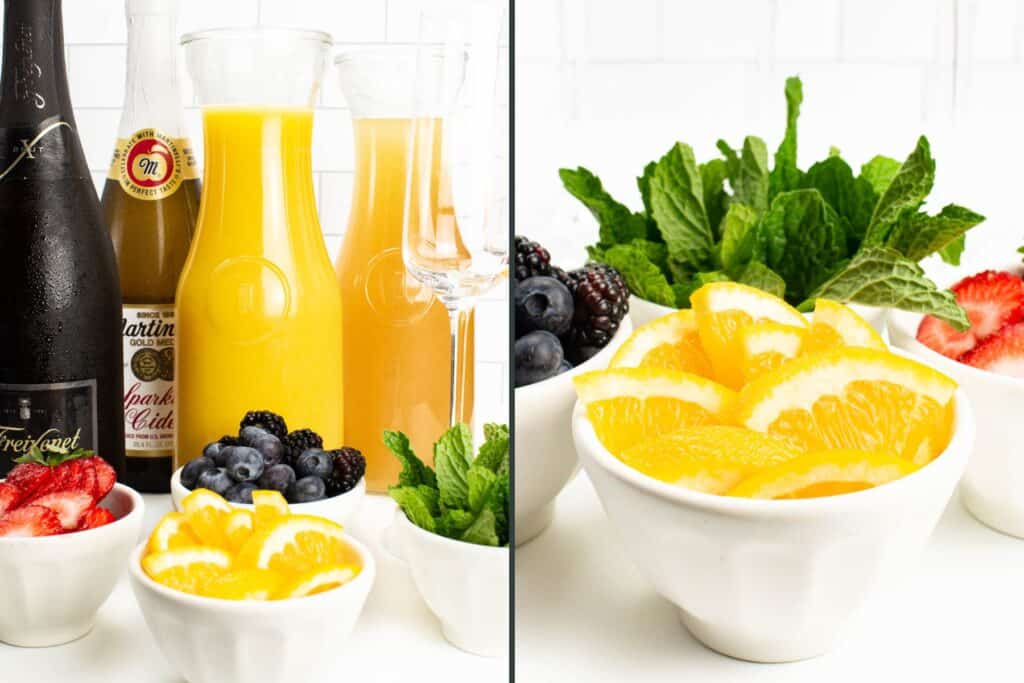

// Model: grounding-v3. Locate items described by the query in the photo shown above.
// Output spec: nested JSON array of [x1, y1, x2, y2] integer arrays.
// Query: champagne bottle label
[[107, 128, 198, 201], [122, 305, 175, 457], [0, 381, 98, 468]]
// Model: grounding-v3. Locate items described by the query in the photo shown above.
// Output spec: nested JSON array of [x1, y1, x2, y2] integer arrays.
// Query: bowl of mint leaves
[[385, 423, 509, 656], [560, 76, 982, 333]]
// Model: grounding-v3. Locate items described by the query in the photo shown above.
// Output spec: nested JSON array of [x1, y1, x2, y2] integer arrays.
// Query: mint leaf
[[650, 142, 715, 271], [860, 155, 902, 195], [806, 247, 969, 330], [475, 423, 509, 473], [638, 161, 657, 217], [561, 167, 648, 246], [754, 190, 847, 302], [485, 470, 509, 545], [716, 139, 740, 182], [801, 155, 876, 245], [884, 204, 984, 263], [416, 484, 441, 516], [460, 508, 500, 547], [939, 235, 966, 266], [629, 239, 669, 275], [719, 203, 760, 271], [600, 243, 676, 306], [389, 486, 437, 533], [736, 260, 786, 298], [863, 136, 935, 246], [437, 509, 476, 537], [433, 424, 472, 509], [735, 136, 770, 212], [468, 466, 497, 513], [770, 76, 803, 195], [383, 430, 436, 489], [700, 158, 730, 238]]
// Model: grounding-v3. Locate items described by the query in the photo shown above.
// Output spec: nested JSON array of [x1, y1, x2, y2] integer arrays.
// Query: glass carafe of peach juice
[[174, 29, 343, 466], [335, 49, 474, 492]]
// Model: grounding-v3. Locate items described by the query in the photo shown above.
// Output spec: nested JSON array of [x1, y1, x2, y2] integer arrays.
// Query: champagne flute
[[403, 1, 509, 426]]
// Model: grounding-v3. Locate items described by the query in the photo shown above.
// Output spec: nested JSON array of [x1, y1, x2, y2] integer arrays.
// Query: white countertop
[[4, 492, 508, 682], [516, 473, 1024, 682]]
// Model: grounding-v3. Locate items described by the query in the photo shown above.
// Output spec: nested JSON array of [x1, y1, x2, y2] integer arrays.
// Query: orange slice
[[277, 564, 360, 599], [736, 347, 957, 464], [224, 508, 255, 552], [236, 515, 359, 576], [574, 367, 736, 454], [251, 490, 290, 532], [618, 425, 803, 494], [201, 568, 284, 601], [727, 449, 919, 499], [146, 512, 199, 553], [691, 282, 807, 389], [737, 321, 805, 384], [142, 546, 232, 595], [802, 299, 886, 356], [180, 489, 233, 549], [609, 309, 713, 377]]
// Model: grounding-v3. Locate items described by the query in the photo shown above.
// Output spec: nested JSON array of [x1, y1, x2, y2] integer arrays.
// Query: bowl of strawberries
[[889, 263, 1024, 538], [0, 448, 144, 647]]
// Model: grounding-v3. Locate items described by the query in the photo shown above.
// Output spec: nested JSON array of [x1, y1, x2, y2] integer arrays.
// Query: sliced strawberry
[[83, 456, 116, 501], [0, 482, 23, 514], [0, 505, 63, 537], [917, 270, 1024, 358], [78, 464, 99, 500], [30, 490, 94, 530], [78, 507, 116, 530], [5, 462, 53, 498], [960, 322, 1024, 378]]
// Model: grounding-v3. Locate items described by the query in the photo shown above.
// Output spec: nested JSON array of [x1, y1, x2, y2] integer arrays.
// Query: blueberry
[[295, 448, 333, 479], [288, 475, 326, 503], [252, 434, 284, 468], [557, 360, 573, 374], [196, 467, 233, 496], [180, 456, 216, 489], [224, 446, 265, 483], [515, 276, 574, 336], [239, 425, 270, 447], [258, 463, 296, 494], [202, 441, 227, 465], [224, 482, 258, 504], [514, 330, 564, 387]]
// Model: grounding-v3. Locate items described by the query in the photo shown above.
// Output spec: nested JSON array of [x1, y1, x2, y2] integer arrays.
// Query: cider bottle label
[[122, 305, 175, 457], [0, 381, 97, 469], [107, 128, 199, 201]]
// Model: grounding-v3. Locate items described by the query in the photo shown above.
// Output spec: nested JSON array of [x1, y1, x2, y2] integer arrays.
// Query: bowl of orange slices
[[129, 489, 374, 683], [572, 282, 973, 663]]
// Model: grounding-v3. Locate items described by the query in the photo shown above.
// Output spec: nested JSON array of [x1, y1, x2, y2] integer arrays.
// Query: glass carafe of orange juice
[[174, 29, 343, 466], [335, 49, 474, 492]]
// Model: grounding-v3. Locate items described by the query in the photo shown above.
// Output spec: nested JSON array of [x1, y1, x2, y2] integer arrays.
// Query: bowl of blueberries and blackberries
[[170, 410, 366, 525], [512, 235, 631, 544], [514, 235, 631, 388]]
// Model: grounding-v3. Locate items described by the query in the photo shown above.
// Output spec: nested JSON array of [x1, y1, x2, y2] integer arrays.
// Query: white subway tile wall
[[516, 0, 1024, 277], [58, 0, 509, 426]]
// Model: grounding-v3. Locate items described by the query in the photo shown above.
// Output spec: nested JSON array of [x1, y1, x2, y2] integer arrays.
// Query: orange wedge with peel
[[727, 449, 919, 499], [609, 309, 713, 377]]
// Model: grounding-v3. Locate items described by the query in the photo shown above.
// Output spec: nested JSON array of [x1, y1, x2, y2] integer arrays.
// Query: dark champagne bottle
[[0, 0, 125, 477]]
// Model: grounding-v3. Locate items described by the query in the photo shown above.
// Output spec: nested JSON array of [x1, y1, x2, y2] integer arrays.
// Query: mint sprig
[[386, 423, 509, 547]]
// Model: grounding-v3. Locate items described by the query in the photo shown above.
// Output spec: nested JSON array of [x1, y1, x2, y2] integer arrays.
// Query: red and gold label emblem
[[107, 128, 198, 200]]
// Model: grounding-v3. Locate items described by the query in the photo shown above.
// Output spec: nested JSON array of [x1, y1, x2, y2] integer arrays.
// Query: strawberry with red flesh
[[916, 270, 1024, 359], [961, 322, 1024, 378], [0, 505, 63, 537], [0, 448, 118, 537]]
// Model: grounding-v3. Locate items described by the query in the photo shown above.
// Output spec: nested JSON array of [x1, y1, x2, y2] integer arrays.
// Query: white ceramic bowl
[[628, 294, 888, 337], [573, 376, 973, 663], [390, 510, 508, 657], [0, 483, 145, 647], [170, 466, 365, 526], [129, 533, 375, 683], [514, 317, 632, 545], [889, 261, 1024, 537]]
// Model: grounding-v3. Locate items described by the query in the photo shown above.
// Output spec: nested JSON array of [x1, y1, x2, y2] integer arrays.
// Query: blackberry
[[281, 429, 323, 465], [326, 447, 365, 496], [514, 235, 555, 282], [562, 263, 630, 364], [239, 410, 288, 440]]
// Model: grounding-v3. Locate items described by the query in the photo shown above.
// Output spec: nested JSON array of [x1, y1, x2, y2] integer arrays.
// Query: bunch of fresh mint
[[560, 76, 983, 331], [386, 423, 509, 547]]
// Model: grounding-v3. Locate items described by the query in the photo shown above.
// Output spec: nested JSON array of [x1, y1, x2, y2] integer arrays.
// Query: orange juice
[[336, 117, 474, 492], [175, 107, 343, 466]]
